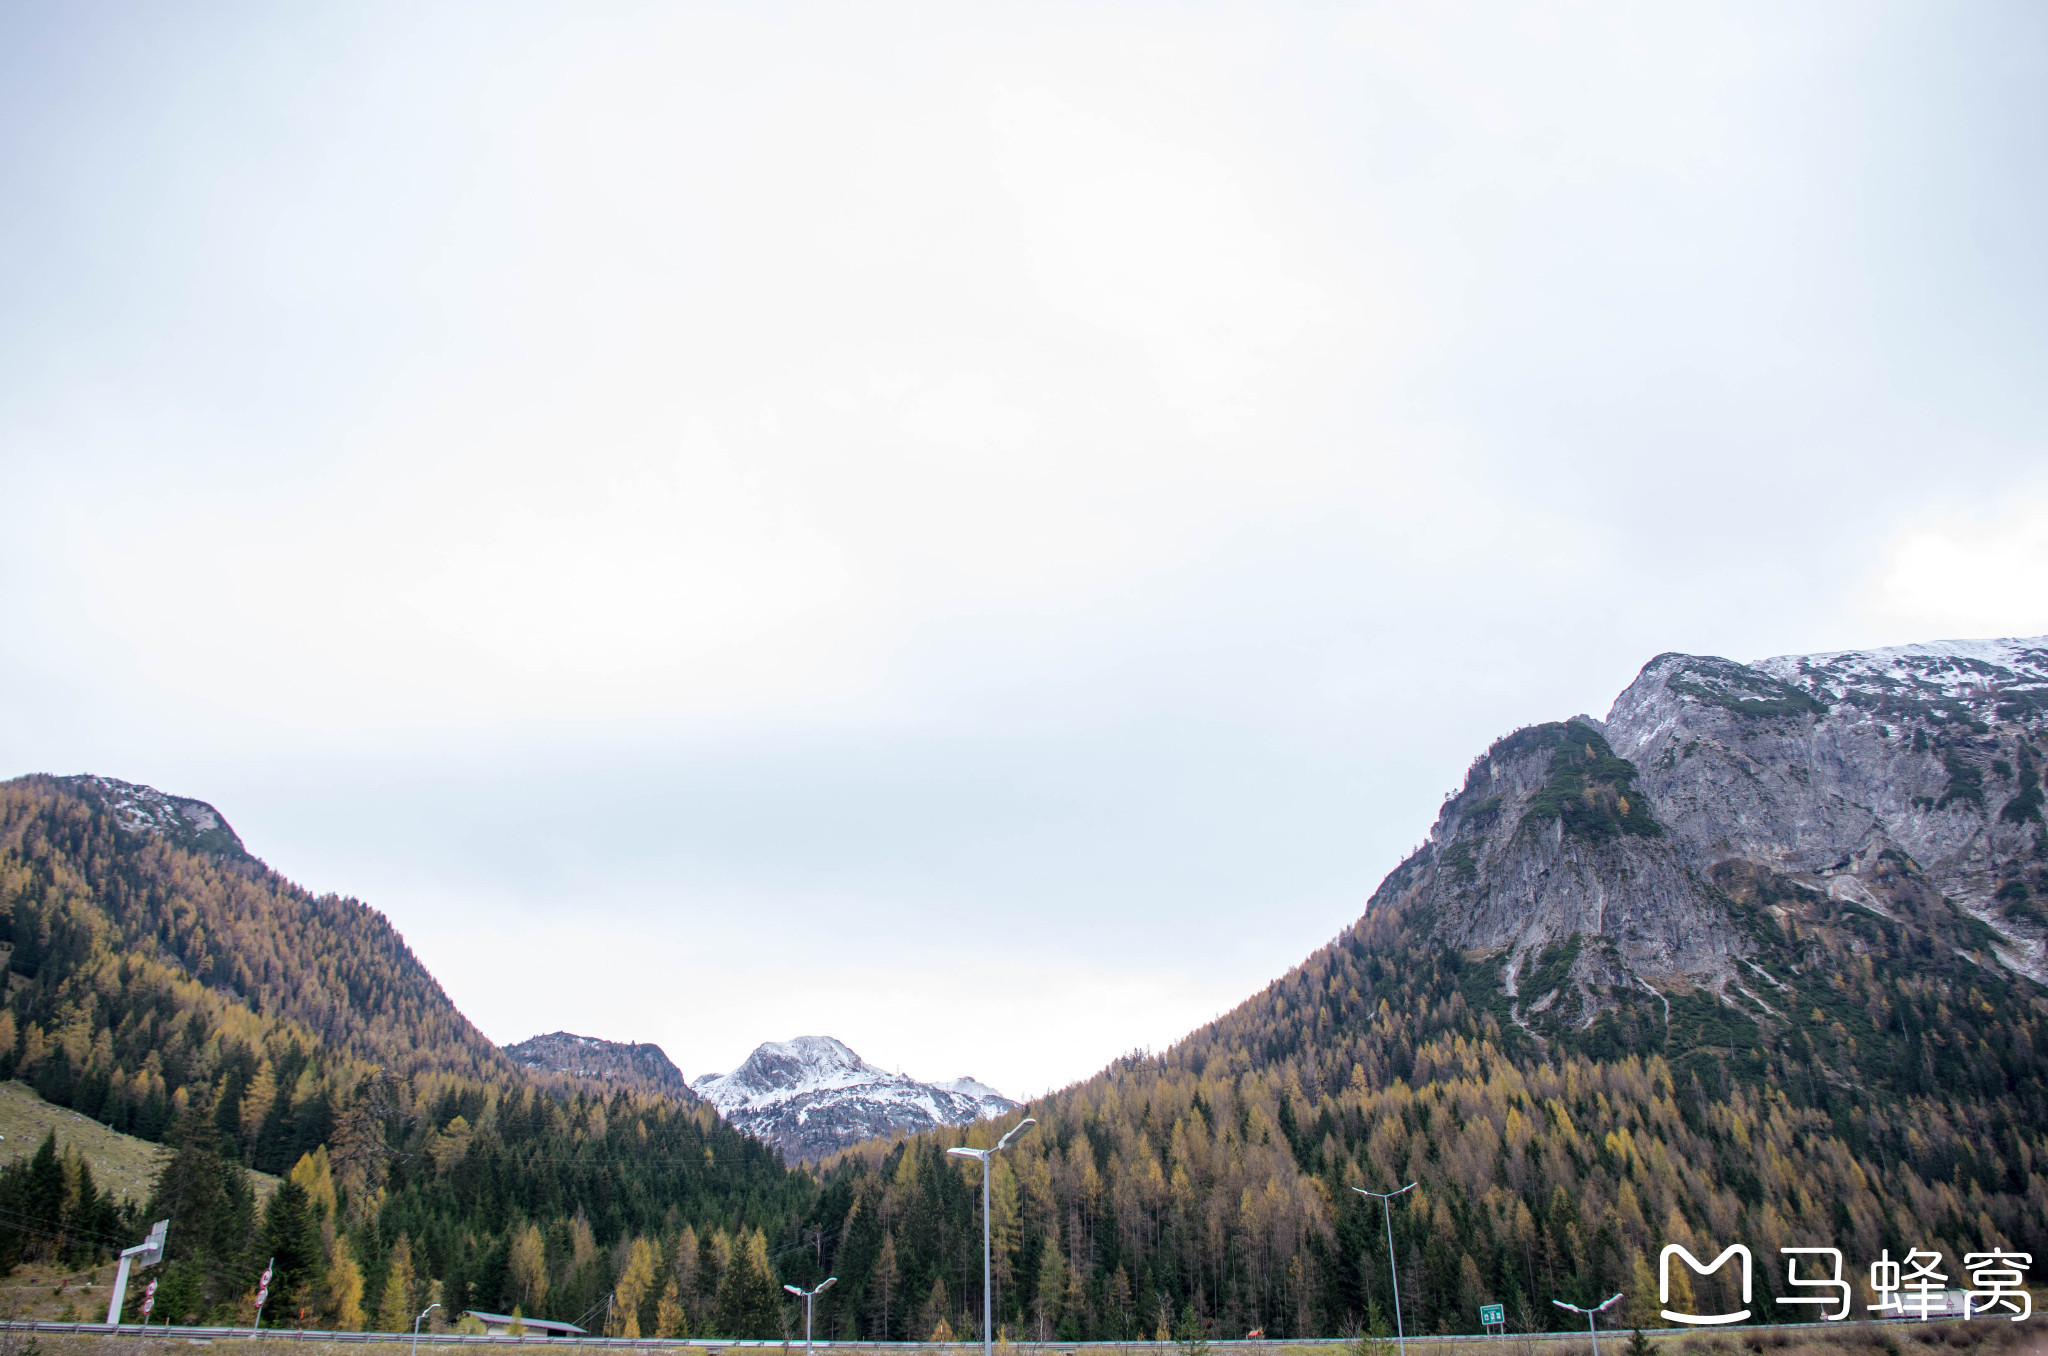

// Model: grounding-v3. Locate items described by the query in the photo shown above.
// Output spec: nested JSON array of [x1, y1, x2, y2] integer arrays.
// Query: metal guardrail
[[0, 1316, 1998, 1349]]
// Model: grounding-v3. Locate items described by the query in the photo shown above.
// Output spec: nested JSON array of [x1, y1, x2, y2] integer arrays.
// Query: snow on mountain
[[693, 1036, 1019, 1161], [53, 774, 251, 861], [1753, 634, 2048, 726], [938, 1075, 1008, 1101], [504, 1030, 693, 1099], [1394, 631, 2048, 1047]]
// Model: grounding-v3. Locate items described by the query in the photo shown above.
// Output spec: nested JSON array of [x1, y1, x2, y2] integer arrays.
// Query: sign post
[[253, 1258, 274, 1334], [1479, 1305, 1506, 1340], [105, 1219, 168, 1327]]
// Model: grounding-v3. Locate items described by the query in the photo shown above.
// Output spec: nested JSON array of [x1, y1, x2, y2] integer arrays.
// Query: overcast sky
[[3, 2, 2045, 1098]]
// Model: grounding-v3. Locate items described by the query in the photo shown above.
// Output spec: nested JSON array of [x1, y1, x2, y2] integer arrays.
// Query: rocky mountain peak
[[504, 1031, 692, 1098], [697, 1035, 879, 1103], [694, 1036, 1019, 1161], [1753, 634, 2048, 728], [54, 774, 250, 861], [1386, 634, 2048, 1053]]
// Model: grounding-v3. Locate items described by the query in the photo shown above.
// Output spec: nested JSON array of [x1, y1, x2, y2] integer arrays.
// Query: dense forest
[[0, 779, 805, 1331], [782, 875, 2048, 1343], [6, 773, 2048, 1340]]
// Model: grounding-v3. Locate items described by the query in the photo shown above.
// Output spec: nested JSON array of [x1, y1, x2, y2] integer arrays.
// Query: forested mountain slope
[[788, 636, 2048, 1346], [0, 775, 811, 1333], [5, 775, 510, 1106], [6, 633, 2044, 1343]]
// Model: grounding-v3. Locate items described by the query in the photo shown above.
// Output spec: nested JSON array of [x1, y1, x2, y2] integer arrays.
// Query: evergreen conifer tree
[[259, 1179, 324, 1322], [146, 1091, 257, 1321], [22, 1134, 65, 1256], [62, 1158, 119, 1269], [714, 1229, 782, 1338], [1033, 1245, 1064, 1339], [920, 1278, 951, 1343], [376, 1234, 418, 1333], [869, 1231, 899, 1339]]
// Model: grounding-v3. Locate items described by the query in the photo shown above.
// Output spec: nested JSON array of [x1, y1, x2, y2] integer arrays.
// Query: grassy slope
[[0, 1081, 282, 1324], [0, 1082, 279, 1209]]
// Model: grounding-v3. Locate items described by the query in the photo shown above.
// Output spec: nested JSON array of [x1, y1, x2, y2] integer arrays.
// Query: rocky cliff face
[[693, 1035, 1018, 1161], [53, 774, 251, 861], [504, 1030, 694, 1098], [1387, 635, 2047, 1051]]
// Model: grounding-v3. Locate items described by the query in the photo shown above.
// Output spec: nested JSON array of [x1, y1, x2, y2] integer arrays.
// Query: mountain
[[56, 774, 253, 861], [805, 634, 2048, 1345], [1418, 636, 2047, 1052], [694, 1036, 1018, 1160], [9, 631, 2046, 1345], [505, 1030, 693, 1099], [2, 772, 513, 1119], [0, 773, 811, 1332]]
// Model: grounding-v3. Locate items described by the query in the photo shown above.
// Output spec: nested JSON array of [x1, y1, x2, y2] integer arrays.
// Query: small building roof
[[461, 1312, 587, 1335]]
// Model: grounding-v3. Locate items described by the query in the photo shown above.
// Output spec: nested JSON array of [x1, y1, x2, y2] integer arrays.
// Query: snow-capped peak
[[695, 1035, 887, 1107], [694, 1036, 1020, 1161], [1751, 633, 2048, 726], [938, 1075, 1006, 1100]]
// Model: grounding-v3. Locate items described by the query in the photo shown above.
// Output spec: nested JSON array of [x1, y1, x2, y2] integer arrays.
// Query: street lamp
[[1352, 1184, 1417, 1356], [411, 1303, 441, 1356], [1552, 1295, 1623, 1356], [949, 1117, 1038, 1356], [783, 1278, 837, 1356]]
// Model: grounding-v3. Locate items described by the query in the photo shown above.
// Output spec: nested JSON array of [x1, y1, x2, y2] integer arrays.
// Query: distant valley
[[499, 1030, 1015, 1161], [5, 631, 2047, 1343]]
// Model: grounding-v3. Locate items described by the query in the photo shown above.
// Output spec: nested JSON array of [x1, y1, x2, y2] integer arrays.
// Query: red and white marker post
[[253, 1258, 274, 1334]]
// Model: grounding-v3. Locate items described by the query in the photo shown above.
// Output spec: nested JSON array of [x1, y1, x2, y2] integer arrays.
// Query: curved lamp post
[[411, 1303, 441, 1356], [1552, 1294, 1623, 1356], [948, 1117, 1038, 1356], [784, 1277, 837, 1356], [1352, 1184, 1417, 1356]]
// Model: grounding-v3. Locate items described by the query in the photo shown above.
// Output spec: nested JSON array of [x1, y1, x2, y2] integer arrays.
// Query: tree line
[[8, 776, 2048, 1340]]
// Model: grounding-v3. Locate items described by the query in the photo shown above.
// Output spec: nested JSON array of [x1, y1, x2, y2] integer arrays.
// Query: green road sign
[[1479, 1305, 1505, 1327]]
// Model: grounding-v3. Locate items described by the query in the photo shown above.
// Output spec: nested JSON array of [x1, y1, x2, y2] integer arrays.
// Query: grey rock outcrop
[[53, 774, 251, 861], [1388, 635, 2048, 1039], [505, 1031, 695, 1099]]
